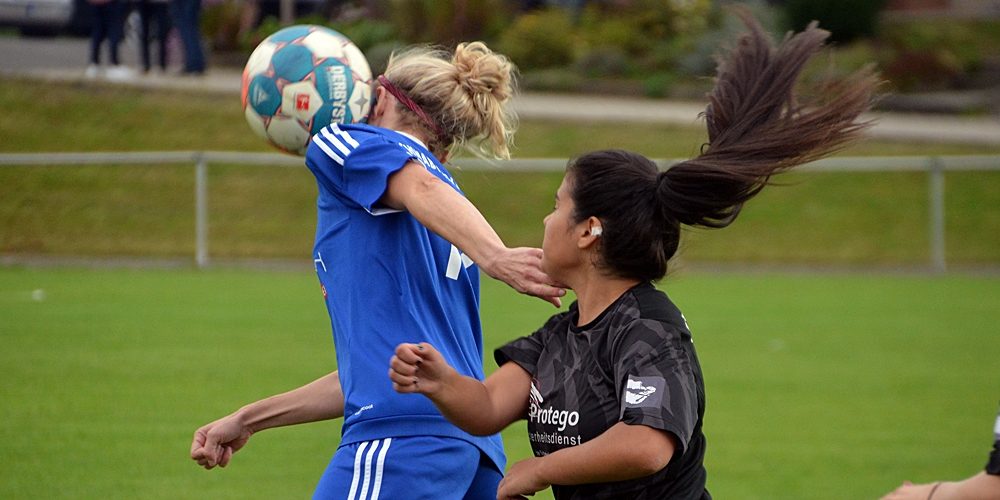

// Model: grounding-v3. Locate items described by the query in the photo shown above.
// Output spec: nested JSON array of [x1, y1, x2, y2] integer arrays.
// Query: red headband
[[377, 75, 446, 141]]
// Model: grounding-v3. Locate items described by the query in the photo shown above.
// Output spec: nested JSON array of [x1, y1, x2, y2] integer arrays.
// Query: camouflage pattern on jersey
[[495, 282, 710, 500]]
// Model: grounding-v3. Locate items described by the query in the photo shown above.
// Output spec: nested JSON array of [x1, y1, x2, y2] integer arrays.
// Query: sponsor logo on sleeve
[[624, 375, 665, 408]]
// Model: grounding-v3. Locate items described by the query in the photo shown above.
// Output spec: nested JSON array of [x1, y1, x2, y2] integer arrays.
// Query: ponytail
[[566, 9, 878, 282], [658, 8, 878, 229]]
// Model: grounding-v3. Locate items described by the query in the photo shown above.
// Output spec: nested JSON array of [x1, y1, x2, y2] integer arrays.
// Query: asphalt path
[[2, 34, 999, 146], [0, 30, 147, 70]]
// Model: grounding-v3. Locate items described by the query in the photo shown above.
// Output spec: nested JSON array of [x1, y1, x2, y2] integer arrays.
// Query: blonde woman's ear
[[368, 86, 387, 122]]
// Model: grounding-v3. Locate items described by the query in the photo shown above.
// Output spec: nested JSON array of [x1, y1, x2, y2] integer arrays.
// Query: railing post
[[195, 155, 209, 268], [928, 156, 946, 273]]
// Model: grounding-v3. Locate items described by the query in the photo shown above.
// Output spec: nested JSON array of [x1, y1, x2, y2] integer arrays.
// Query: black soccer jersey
[[496, 282, 710, 500]]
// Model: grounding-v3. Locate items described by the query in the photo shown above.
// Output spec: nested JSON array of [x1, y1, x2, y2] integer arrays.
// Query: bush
[[364, 41, 404, 76], [574, 46, 630, 78], [883, 49, 963, 92], [863, 19, 1000, 91], [672, 0, 782, 78], [881, 20, 994, 74], [783, 0, 888, 43], [582, 17, 640, 55], [201, 0, 244, 52], [577, 0, 711, 59], [498, 8, 577, 71], [386, 0, 510, 46], [518, 67, 584, 93], [244, 15, 283, 52], [642, 71, 676, 98], [329, 18, 397, 53]]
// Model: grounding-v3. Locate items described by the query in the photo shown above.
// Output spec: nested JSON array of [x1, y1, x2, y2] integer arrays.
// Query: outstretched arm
[[190, 370, 344, 469], [881, 472, 1000, 500], [497, 421, 677, 499], [389, 342, 531, 436], [382, 162, 565, 307]]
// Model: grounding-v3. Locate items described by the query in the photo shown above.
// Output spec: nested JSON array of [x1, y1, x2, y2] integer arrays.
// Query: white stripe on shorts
[[346, 441, 369, 500], [358, 439, 379, 500], [348, 439, 392, 500], [370, 438, 392, 500]]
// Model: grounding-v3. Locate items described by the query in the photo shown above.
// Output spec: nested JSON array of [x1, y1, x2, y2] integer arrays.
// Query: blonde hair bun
[[384, 41, 518, 159], [453, 41, 513, 103]]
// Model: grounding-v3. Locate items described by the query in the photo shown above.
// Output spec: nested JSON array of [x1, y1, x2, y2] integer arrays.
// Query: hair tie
[[377, 75, 446, 142], [656, 170, 671, 191]]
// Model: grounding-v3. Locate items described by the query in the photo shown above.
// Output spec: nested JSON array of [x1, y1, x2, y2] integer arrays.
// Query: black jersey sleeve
[[987, 408, 1000, 475], [612, 318, 701, 455], [494, 310, 569, 373]]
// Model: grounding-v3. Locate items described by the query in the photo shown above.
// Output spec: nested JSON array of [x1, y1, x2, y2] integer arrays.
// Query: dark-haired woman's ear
[[578, 217, 603, 249]]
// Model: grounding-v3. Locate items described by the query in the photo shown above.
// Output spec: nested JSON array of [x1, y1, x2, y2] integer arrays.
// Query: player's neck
[[571, 272, 640, 326], [371, 106, 430, 146]]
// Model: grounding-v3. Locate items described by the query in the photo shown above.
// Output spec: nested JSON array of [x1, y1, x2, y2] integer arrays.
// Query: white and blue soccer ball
[[241, 25, 373, 155]]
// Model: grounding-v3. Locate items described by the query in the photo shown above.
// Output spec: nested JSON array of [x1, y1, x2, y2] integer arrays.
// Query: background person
[[137, 0, 171, 74], [169, 0, 205, 74], [85, 0, 134, 80], [191, 41, 564, 499], [389, 11, 878, 500]]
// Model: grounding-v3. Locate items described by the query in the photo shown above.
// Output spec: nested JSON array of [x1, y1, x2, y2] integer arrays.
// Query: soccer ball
[[241, 25, 373, 155]]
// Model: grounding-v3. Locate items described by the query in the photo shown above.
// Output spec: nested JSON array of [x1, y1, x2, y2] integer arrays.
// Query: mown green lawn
[[2, 79, 999, 266], [1, 267, 997, 499]]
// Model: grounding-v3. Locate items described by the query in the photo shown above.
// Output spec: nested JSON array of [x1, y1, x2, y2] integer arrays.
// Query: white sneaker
[[105, 65, 136, 82], [84, 64, 101, 79]]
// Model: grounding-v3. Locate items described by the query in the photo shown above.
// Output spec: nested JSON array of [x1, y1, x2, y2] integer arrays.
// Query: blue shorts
[[313, 436, 503, 500]]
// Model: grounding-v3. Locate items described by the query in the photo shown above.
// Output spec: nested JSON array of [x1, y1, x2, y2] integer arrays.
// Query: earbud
[[591, 226, 603, 237]]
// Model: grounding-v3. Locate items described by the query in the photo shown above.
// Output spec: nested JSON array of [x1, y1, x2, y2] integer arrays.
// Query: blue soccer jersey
[[304, 123, 505, 473]]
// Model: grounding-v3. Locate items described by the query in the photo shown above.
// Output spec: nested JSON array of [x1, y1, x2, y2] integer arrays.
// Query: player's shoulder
[[540, 307, 576, 333], [315, 123, 386, 149], [627, 283, 679, 320], [619, 283, 691, 341], [308, 123, 394, 164]]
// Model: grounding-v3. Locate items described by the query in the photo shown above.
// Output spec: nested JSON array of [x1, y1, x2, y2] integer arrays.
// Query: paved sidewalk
[[5, 65, 1000, 147]]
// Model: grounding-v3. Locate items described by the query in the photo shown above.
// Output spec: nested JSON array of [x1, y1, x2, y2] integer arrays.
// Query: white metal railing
[[1, 152, 998, 271]]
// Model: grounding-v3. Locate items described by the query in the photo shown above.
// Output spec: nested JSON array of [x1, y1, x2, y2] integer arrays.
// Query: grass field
[[1, 76, 998, 498], [2, 78, 1000, 266], [1, 266, 998, 499]]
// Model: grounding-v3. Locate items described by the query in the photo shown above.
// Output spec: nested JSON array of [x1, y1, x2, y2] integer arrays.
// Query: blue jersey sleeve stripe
[[320, 127, 354, 158], [331, 124, 361, 148], [312, 134, 345, 165]]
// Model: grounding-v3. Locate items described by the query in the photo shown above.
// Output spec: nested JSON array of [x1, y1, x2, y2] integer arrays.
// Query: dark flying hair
[[567, 9, 878, 282]]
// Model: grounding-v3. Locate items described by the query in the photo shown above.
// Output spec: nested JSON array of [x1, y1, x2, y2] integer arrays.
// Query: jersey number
[[446, 245, 474, 280]]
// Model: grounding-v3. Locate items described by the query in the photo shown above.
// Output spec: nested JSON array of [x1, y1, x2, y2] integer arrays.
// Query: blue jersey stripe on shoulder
[[311, 133, 344, 165], [312, 124, 363, 166], [331, 124, 361, 148], [320, 127, 352, 158]]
